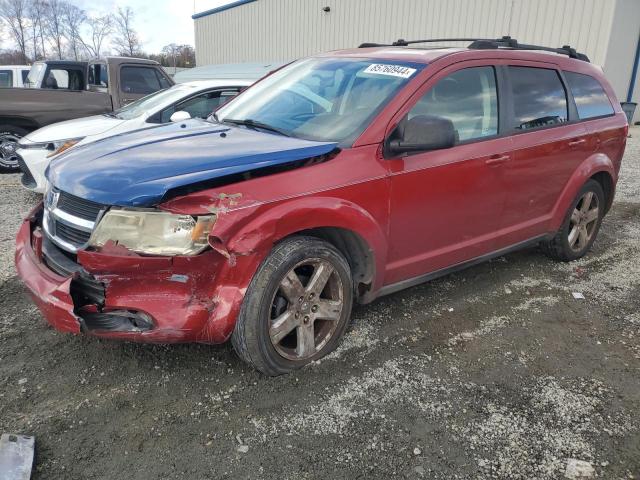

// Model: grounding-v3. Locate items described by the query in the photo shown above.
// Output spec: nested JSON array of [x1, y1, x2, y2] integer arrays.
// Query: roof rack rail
[[357, 36, 590, 62]]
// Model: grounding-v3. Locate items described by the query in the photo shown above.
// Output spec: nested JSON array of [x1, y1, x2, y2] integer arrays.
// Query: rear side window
[[0, 70, 12, 87], [564, 72, 614, 119], [408, 66, 499, 142], [508, 66, 568, 130], [121, 66, 161, 94], [21, 70, 29, 83], [42, 68, 85, 90]]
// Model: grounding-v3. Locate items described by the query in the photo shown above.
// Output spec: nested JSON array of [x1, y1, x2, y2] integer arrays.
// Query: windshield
[[215, 58, 423, 145], [113, 84, 196, 120], [25, 63, 44, 88]]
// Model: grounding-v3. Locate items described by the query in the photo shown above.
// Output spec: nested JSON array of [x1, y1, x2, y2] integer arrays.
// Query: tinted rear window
[[508, 66, 568, 130], [564, 71, 614, 119]]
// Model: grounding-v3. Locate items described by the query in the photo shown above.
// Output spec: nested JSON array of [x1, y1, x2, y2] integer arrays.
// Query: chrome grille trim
[[50, 207, 95, 231], [43, 186, 107, 253]]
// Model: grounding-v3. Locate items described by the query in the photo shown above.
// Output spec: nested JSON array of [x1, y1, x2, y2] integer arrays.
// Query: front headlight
[[20, 137, 84, 156], [89, 209, 216, 256], [46, 138, 84, 157]]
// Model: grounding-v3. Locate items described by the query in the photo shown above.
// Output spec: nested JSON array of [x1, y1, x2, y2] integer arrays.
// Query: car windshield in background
[[215, 58, 424, 144], [113, 85, 196, 120]]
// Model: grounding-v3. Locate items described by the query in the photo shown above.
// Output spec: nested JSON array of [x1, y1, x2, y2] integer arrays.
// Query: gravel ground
[[1, 128, 639, 479]]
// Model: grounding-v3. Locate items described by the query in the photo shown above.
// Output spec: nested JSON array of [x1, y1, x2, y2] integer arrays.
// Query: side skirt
[[377, 234, 550, 298]]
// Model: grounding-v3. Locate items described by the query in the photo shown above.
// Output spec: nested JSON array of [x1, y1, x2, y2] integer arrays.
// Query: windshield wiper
[[223, 118, 291, 137]]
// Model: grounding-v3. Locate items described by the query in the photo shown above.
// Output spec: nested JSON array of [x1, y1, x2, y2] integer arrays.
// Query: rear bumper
[[15, 206, 244, 344]]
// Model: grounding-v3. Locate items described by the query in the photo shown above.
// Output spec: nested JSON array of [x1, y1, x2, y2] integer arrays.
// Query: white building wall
[[194, 0, 639, 121]]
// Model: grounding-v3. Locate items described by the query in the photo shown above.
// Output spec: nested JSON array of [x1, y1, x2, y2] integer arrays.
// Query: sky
[[78, 0, 236, 52], [1, 0, 235, 54]]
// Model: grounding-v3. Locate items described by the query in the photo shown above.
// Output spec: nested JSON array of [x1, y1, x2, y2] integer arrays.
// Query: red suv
[[16, 37, 628, 375]]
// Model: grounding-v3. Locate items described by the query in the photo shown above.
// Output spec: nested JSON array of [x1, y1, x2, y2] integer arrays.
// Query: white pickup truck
[[0, 65, 31, 88]]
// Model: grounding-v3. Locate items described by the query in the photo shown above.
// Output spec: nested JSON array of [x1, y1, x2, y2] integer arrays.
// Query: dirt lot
[[1, 128, 639, 480]]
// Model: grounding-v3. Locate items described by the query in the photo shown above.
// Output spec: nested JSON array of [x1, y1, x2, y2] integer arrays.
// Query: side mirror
[[388, 115, 456, 156], [170, 111, 191, 123]]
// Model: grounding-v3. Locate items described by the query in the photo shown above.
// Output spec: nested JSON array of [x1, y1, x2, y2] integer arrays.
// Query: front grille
[[57, 191, 104, 221], [43, 188, 108, 253], [55, 221, 92, 245], [16, 155, 36, 189]]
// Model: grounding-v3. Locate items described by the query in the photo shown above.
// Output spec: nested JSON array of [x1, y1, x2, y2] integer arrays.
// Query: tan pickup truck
[[0, 56, 173, 172]]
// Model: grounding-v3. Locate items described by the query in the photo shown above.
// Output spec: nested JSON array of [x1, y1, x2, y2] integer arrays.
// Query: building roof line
[[192, 0, 257, 19]]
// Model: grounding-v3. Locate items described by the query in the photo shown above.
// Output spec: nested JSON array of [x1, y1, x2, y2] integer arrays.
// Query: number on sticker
[[363, 64, 417, 79]]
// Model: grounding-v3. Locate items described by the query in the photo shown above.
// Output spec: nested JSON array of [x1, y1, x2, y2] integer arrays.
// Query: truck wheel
[[0, 125, 29, 173], [232, 236, 353, 376], [541, 179, 605, 262]]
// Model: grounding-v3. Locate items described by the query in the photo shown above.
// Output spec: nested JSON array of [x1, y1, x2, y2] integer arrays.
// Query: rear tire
[[0, 125, 29, 173], [541, 179, 605, 262], [232, 236, 353, 376]]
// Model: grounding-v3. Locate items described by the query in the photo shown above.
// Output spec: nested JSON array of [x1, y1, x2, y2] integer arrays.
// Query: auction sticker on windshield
[[363, 64, 417, 78]]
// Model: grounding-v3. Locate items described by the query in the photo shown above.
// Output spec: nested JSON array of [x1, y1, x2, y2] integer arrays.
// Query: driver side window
[[408, 66, 498, 143]]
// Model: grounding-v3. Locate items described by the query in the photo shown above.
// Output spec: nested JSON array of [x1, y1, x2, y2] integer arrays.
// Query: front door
[[384, 64, 512, 285]]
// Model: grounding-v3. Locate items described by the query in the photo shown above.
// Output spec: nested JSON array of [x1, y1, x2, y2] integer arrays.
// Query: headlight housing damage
[[89, 209, 216, 256]]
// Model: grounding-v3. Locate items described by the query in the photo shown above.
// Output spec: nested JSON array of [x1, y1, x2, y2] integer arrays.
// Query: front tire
[[0, 125, 29, 173], [232, 236, 353, 376], [542, 179, 605, 262]]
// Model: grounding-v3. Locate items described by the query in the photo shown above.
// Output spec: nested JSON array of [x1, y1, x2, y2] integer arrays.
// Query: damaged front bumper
[[15, 205, 243, 344]]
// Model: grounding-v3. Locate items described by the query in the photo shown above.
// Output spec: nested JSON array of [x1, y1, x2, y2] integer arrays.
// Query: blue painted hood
[[47, 119, 338, 207]]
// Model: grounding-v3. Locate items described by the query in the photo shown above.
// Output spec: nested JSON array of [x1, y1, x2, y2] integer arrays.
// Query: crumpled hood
[[48, 119, 338, 207], [24, 115, 126, 143]]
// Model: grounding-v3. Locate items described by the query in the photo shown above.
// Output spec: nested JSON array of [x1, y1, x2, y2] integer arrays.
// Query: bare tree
[[112, 6, 141, 57], [0, 0, 29, 63], [159, 43, 195, 69], [27, 0, 47, 60], [44, 0, 66, 60], [81, 14, 113, 57], [61, 2, 86, 60]]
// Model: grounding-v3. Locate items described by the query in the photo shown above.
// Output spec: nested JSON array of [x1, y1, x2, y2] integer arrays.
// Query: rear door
[[385, 62, 512, 285], [496, 63, 593, 247]]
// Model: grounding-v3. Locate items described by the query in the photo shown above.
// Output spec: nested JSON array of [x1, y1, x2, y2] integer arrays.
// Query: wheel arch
[[590, 170, 614, 213], [550, 153, 616, 231], [213, 196, 388, 303], [295, 226, 375, 304]]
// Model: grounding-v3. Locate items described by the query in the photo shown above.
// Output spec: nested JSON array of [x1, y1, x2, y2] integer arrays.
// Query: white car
[[17, 79, 252, 193], [0, 65, 31, 88]]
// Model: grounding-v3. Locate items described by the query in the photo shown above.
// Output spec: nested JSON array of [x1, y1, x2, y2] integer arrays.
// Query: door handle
[[485, 154, 510, 166], [568, 139, 586, 147]]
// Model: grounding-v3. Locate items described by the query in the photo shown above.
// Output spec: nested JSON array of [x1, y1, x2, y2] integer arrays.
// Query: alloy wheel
[[568, 190, 600, 252], [269, 258, 344, 361], [0, 134, 21, 169]]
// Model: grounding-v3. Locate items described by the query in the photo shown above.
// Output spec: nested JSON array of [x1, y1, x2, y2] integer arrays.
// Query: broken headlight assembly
[[88, 209, 216, 256]]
